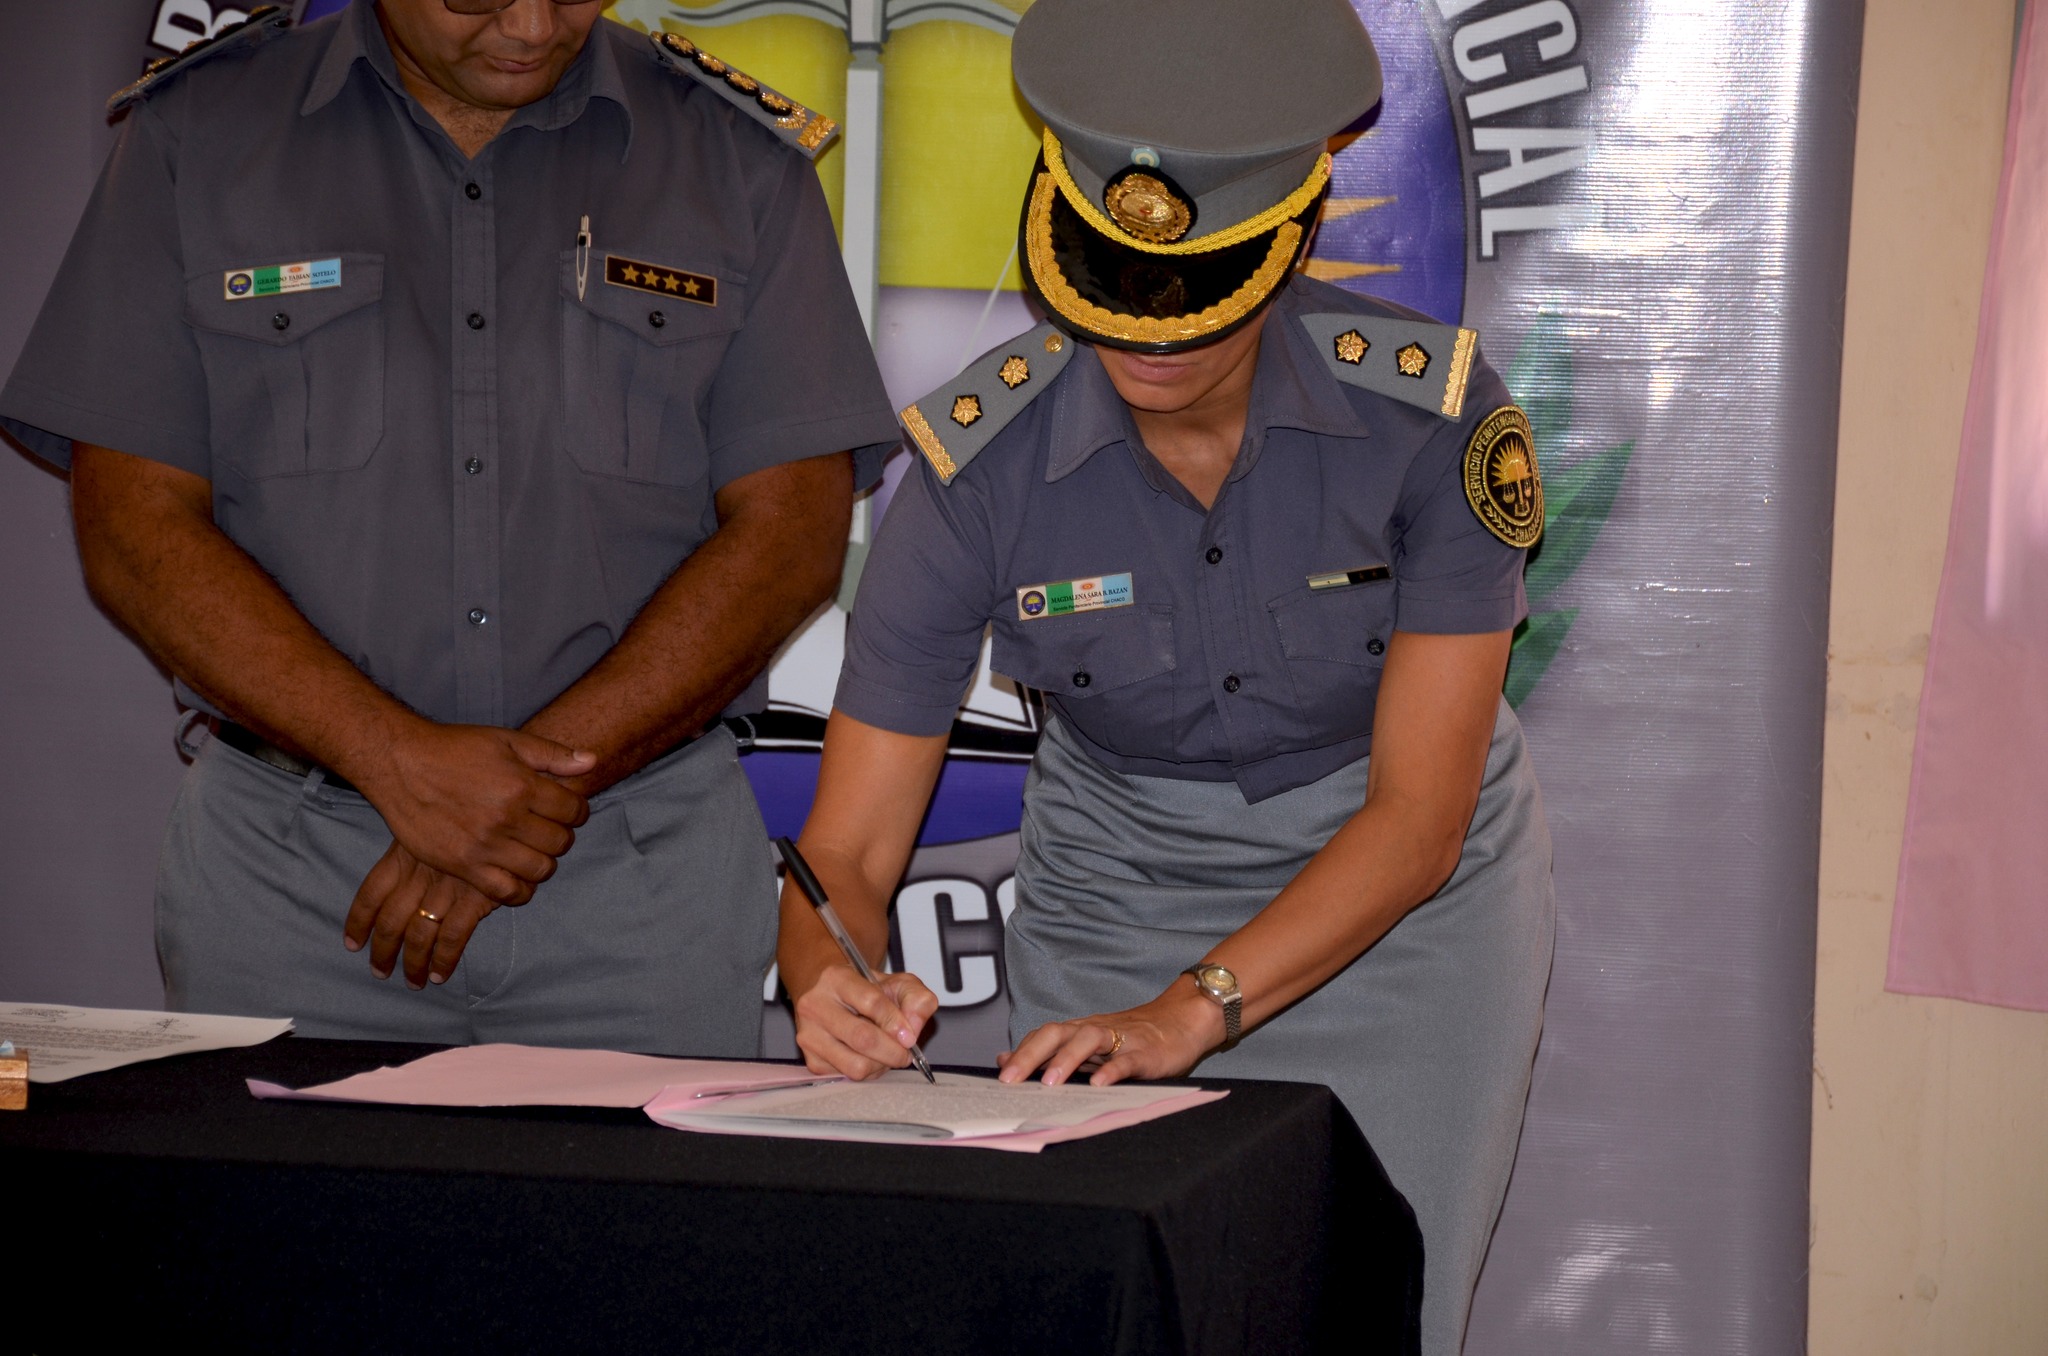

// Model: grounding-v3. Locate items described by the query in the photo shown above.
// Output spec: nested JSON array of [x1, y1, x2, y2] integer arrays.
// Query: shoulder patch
[[648, 32, 837, 159], [1298, 312, 1479, 420], [110, 4, 293, 114], [900, 324, 1075, 485], [1464, 406, 1544, 548]]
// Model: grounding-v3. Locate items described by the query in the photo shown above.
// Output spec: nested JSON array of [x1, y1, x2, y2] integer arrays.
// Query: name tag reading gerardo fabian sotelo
[[223, 258, 341, 300], [1016, 573, 1133, 620]]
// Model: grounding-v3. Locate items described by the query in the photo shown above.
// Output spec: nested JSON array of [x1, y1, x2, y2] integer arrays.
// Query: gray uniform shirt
[[0, 4, 898, 727], [836, 277, 1528, 803]]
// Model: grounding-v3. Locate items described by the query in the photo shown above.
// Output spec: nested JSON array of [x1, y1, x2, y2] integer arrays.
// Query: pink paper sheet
[[1889, 0, 2048, 1011], [641, 1082, 1228, 1152], [247, 1042, 839, 1108]]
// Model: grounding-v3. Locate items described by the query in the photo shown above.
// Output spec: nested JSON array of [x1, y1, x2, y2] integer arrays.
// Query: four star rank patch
[[605, 255, 716, 306]]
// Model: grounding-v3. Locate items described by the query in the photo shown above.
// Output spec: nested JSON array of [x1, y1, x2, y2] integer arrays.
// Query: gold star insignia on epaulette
[[1396, 343, 1431, 378], [951, 395, 984, 427], [999, 356, 1031, 389], [695, 52, 729, 76], [622, 265, 641, 284], [725, 71, 759, 94], [759, 90, 794, 114], [1334, 330, 1368, 365]]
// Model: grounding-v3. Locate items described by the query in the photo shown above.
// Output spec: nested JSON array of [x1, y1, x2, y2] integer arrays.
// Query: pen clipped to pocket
[[1306, 564, 1391, 591]]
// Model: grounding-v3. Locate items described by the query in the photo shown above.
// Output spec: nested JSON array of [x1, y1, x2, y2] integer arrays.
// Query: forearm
[[1200, 629, 1509, 1032], [776, 712, 949, 996], [521, 453, 853, 795], [70, 442, 420, 776], [1203, 791, 1470, 1027]]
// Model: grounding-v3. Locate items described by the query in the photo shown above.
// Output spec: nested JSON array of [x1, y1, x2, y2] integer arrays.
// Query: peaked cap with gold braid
[[1011, 0, 1382, 354]]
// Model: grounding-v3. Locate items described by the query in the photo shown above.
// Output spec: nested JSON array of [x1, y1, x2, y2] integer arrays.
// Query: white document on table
[[648, 1069, 1222, 1147], [0, 1003, 293, 1083]]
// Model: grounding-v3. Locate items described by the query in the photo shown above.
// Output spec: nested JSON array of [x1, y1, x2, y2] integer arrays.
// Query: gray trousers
[[1009, 703, 1555, 1356], [157, 724, 775, 1056]]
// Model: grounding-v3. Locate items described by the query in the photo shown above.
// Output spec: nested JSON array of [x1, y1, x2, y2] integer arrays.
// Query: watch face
[[1198, 965, 1238, 996]]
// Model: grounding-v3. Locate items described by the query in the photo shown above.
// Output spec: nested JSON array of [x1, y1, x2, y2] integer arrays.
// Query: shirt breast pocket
[[560, 250, 746, 486], [991, 605, 1177, 757], [1267, 579, 1395, 742], [183, 253, 384, 479]]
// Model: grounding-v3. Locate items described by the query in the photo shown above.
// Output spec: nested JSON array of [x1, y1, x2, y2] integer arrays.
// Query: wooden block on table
[[0, 1049, 27, 1110]]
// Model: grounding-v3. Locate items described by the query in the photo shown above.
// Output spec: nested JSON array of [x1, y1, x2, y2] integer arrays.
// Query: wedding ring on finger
[[1106, 1027, 1125, 1058], [417, 907, 442, 924]]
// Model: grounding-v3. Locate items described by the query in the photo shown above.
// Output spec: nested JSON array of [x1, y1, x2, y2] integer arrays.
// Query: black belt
[[211, 720, 362, 795], [210, 716, 758, 797]]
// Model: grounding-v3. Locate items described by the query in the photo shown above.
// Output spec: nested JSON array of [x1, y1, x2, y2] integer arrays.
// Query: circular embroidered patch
[[1463, 406, 1543, 548]]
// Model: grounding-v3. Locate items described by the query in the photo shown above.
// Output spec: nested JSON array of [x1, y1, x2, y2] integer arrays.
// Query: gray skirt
[[1008, 701, 1554, 1356]]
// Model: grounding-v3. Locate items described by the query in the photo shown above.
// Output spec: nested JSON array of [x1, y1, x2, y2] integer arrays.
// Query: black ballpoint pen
[[774, 836, 936, 1083]]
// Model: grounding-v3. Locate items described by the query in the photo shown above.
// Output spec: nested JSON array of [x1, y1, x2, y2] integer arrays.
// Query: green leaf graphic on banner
[[1505, 312, 1572, 452], [1505, 609, 1578, 709], [1501, 316, 1632, 707], [1525, 441, 1635, 606]]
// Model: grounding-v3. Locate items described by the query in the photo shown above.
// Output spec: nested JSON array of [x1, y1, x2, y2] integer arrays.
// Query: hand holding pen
[[775, 836, 936, 1083]]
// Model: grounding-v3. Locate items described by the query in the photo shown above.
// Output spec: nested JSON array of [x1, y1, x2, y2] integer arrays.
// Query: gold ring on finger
[[417, 907, 442, 923], [1106, 1027, 1124, 1057]]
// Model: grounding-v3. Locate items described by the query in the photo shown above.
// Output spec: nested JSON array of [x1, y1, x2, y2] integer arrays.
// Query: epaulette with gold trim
[[648, 32, 837, 159], [109, 4, 292, 114], [1298, 312, 1479, 421], [899, 323, 1075, 485]]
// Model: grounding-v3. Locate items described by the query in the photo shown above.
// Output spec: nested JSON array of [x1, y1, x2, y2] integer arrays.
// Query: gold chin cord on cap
[[1025, 171, 1303, 346], [1041, 129, 1331, 257]]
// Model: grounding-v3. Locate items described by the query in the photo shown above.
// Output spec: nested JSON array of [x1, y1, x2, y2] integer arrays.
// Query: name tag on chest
[[1016, 573, 1133, 620], [223, 258, 340, 300]]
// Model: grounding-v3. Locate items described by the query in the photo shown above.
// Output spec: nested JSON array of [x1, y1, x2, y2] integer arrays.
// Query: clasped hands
[[792, 963, 1228, 1088], [340, 722, 595, 988]]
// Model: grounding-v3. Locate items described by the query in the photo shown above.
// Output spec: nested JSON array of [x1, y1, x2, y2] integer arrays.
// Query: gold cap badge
[[1102, 170, 1195, 244]]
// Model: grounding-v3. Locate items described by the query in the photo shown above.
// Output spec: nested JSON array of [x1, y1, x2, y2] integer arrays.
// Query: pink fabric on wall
[[1889, 0, 2048, 1011]]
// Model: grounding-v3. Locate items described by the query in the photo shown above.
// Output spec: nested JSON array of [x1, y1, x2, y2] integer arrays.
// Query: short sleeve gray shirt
[[836, 277, 1529, 803], [0, 5, 900, 726]]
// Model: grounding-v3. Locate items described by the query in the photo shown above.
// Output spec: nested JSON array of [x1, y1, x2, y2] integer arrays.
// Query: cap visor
[[1019, 164, 1318, 354]]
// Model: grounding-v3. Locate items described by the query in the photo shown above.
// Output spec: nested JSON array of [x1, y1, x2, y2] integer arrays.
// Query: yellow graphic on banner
[[877, 16, 1036, 291], [606, 0, 1036, 292]]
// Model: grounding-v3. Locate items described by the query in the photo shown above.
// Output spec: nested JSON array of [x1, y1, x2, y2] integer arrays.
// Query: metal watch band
[[1184, 965, 1242, 1045]]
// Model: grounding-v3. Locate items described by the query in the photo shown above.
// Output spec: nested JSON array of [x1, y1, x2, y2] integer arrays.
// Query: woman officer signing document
[[776, 1, 1554, 1349]]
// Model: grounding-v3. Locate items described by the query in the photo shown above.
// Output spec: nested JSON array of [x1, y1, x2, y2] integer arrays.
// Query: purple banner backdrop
[[0, 3, 1858, 1352]]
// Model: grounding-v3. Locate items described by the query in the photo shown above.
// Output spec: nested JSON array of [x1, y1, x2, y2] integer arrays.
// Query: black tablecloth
[[3, 1037, 1420, 1355]]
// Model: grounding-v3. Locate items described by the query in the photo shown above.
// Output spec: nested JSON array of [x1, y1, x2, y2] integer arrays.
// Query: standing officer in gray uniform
[[0, 0, 900, 1055], [776, 1, 1554, 1350]]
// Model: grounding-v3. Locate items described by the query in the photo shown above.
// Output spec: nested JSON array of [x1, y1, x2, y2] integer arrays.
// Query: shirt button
[[464, 458, 482, 476], [648, 311, 666, 328], [467, 608, 488, 626], [464, 181, 481, 200], [467, 312, 486, 330], [1205, 546, 1223, 565], [1367, 638, 1386, 657], [1071, 670, 1091, 689], [271, 312, 290, 331], [1222, 674, 1241, 694]]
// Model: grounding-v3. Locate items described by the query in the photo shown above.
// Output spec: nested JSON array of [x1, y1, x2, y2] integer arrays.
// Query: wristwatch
[[1182, 963, 1242, 1045]]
